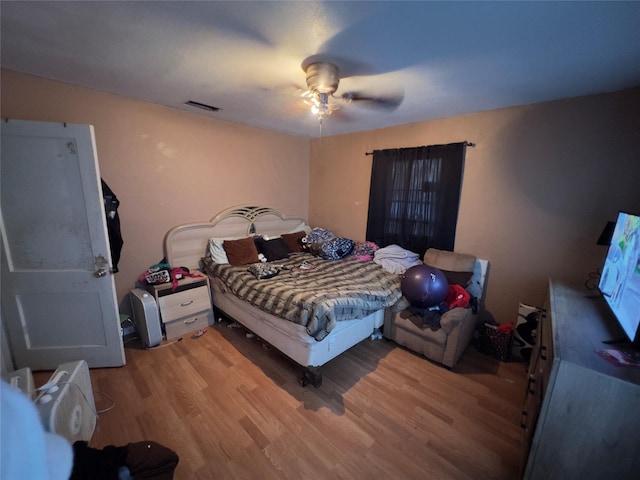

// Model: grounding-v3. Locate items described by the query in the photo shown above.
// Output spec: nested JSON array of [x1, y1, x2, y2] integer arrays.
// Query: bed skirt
[[210, 280, 384, 368]]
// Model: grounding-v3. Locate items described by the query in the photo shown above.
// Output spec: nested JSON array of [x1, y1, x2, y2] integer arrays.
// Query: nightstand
[[145, 274, 213, 340]]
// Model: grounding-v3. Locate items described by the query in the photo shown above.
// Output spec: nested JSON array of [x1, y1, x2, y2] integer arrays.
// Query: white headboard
[[163, 205, 310, 271]]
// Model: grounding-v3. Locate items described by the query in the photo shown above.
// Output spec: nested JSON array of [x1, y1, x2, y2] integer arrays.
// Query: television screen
[[598, 211, 640, 344]]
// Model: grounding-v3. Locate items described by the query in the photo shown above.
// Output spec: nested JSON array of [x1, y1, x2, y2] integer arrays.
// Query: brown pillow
[[223, 237, 260, 266], [281, 231, 306, 252]]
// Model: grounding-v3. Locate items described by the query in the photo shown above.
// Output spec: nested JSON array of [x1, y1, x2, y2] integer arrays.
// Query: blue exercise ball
[[401, 264, 449, 309]]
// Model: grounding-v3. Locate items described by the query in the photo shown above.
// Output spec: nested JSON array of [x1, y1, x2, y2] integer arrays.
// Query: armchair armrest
[[390, 296, 411, 313], [439, 307, 473, 335]]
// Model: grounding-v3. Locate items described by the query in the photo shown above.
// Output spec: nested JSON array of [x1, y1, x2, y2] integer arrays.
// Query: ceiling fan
[[300, 61, 404, 123]]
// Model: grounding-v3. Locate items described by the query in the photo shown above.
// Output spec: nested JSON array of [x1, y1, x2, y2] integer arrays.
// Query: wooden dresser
[[521, 280, 640, 479]]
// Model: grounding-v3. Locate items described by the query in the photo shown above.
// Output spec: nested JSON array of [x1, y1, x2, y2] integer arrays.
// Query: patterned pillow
[[303, 227, 335, 245], [247, 263, 280, 280]]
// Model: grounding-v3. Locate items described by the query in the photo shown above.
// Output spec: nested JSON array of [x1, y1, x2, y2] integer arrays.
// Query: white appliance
[[129, 288, 163, 347], [35, 359, 96, 443], [2, 366, 35, 398]]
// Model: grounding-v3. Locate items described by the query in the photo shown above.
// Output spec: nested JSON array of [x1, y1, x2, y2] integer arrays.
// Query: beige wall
[[3, 68, 639, 326], [309, 88, 640, 323], [1, 69, 309, 307]]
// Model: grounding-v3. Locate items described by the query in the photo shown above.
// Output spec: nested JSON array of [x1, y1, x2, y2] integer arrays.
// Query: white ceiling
[[2, 1, 639, 138]]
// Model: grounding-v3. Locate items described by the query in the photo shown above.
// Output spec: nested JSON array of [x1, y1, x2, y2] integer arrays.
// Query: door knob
[[94, 255, 109, 278]]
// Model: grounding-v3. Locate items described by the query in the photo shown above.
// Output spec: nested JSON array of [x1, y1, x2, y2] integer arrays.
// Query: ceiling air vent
[[184, 100, 220, 112]]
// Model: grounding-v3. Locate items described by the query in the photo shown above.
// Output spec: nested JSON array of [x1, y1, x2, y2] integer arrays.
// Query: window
[[366, 142, 466, 254]]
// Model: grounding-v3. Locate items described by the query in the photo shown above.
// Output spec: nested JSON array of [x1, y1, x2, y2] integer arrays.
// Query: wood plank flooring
[[42, 322, 527, 479]]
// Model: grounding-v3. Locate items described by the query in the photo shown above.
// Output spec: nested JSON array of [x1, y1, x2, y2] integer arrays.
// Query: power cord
[[147, 337, 183, 349], [584, 268, 603, 297], [93, 389, 116, 414]]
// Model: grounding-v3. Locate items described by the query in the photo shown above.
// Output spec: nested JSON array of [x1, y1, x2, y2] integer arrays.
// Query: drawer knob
[[180, 300, 194, 307], [184, 317, 198, 325], [520, 411, 528, 429], [540, 345, 547, 361]]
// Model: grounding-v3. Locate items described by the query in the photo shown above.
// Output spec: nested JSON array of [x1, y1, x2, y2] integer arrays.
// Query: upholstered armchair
[[383, 248, 488, 369]]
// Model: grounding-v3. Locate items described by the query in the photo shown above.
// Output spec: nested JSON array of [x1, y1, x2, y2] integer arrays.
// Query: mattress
[[206, 252, 401, 340]]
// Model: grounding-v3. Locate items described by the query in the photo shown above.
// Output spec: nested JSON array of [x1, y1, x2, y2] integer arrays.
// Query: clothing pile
[[373, 244, 422, 274], [406, 284, 475, 331]]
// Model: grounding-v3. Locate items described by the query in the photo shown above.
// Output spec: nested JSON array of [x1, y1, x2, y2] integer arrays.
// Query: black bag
[[126, 441, 179, 480], [476, 321, 513, 361], [71, 441, 128, 480], [320, 237, 355, 260], [71, 440, 179, 480]]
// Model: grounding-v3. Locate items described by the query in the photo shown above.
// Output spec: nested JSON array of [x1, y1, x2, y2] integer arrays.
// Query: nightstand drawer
[[157, 285, 210, 323], [164, 311, 211, 340]]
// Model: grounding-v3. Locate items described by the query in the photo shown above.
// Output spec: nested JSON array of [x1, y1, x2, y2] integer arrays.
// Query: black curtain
[[366, 142, 466, 254]]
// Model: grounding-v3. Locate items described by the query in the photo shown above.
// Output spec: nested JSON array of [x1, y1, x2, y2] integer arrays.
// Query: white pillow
[[208, 238, 229, 264], [258, 223, 309, 241], [286, 222, 311, 234]]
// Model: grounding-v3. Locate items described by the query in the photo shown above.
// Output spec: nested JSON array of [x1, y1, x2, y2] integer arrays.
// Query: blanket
[[205, 253, 402, 340], [373, 244, 422, 274]]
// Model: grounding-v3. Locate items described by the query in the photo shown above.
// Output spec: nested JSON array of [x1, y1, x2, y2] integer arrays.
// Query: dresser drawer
[[157, 285, 210, 323], [164, 311, 211, 340]]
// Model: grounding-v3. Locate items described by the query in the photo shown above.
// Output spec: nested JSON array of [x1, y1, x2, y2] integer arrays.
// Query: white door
[[1, 119, 125, 370]]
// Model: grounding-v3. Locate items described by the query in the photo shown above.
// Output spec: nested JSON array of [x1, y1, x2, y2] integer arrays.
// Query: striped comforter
[[205, 252, 402, 340]]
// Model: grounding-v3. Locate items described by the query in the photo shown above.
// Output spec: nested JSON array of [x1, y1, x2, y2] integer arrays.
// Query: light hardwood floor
[[48, 322, 527, 479]]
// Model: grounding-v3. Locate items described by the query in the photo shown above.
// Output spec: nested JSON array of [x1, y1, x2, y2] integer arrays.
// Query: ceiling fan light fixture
[[305, 89, 338, 122], [315, 97, 336, 120], [302, 62, 343, 123]]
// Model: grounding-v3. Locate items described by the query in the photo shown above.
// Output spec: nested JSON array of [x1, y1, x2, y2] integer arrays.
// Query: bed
[[163, 205, 403, 386]]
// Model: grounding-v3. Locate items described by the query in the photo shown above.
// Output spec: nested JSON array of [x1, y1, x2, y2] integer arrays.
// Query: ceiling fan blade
[[267, 81, 307, 97], [341, 90, 404, 111], [327, 108, 351, 122]]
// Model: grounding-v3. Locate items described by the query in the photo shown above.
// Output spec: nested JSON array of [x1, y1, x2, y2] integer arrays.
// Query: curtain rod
[[365, 141, 476, 155]]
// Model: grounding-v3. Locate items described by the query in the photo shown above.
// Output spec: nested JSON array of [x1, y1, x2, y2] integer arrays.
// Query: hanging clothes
[[101, 179, 123, 273]]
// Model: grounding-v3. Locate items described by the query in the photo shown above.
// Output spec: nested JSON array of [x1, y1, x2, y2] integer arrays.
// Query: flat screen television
[[598, 211, 640, 346]]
